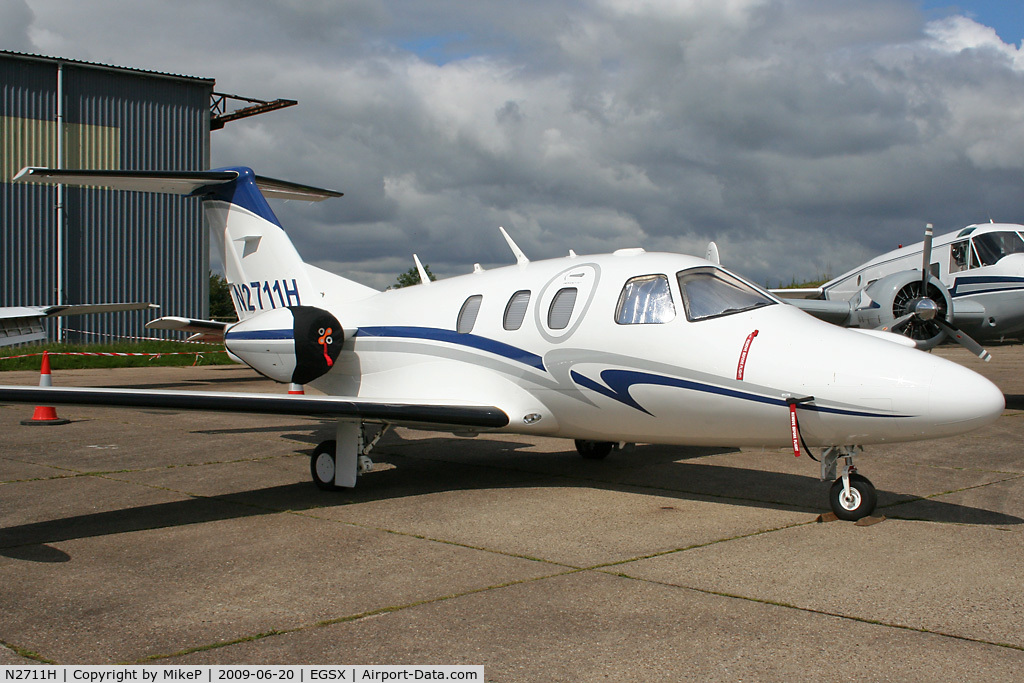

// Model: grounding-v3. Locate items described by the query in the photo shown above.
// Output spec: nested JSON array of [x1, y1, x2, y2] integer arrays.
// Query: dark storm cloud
[[0, 0, 34, 51], [9, 0, 1024, 288]]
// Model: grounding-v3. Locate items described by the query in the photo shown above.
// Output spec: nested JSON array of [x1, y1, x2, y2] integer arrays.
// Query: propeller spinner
[[887, 223, 991, 361]]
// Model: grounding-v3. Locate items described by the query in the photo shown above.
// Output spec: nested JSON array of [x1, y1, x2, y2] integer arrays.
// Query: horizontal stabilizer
[[0, 385, 510, 429], [14, 167, 239, 195], [13, 167, 341, 202], [39, 302, 160, 317]]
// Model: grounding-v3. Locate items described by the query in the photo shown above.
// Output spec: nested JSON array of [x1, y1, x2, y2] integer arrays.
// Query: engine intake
[[224, 306, 343, 384]]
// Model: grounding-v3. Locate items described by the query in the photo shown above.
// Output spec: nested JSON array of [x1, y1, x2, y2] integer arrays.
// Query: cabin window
[[972, 231, 1024, 267], [615, 275, 675, 324], [457, 295, 483, 333], [547, 287, 578, 330], [676, 267, 774, 322], [503, 290, 531, 330], [949, 240, 972, 273]]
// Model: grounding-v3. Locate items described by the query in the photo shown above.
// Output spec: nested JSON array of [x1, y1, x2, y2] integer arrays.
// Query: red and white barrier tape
[[0, 350, 227, 366], [61, 328, 219, 345]]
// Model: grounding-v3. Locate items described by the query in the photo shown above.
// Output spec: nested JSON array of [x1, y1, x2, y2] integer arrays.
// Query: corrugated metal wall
[[1, 53, 212, 343]]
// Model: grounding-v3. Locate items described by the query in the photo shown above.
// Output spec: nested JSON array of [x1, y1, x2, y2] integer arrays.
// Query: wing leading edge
[[0, 386, 509, 429]]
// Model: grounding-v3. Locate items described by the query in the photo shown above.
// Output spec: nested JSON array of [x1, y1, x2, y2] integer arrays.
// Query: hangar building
[[0, 51, 293, 343]]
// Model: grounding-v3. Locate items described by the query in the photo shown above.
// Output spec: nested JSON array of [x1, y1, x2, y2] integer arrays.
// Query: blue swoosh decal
[[571, 368, 908, 419]]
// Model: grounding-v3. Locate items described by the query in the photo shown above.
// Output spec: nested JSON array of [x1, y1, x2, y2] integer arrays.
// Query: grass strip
[[0, 341, 231, 371]]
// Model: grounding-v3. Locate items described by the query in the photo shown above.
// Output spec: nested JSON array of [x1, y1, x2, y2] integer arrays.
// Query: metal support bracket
[[820, 445, 862, 482], [362, 424, 389, 456]]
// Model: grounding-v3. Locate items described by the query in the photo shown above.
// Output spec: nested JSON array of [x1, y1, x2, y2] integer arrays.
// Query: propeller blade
[[921, 223, 934, 290], [936, 319, 992, 362], [879, 313, 915, 332]]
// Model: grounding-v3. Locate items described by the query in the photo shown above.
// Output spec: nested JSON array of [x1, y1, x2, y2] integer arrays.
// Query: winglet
[[499, 226, 529, 266], [413, 254, 431, 286]]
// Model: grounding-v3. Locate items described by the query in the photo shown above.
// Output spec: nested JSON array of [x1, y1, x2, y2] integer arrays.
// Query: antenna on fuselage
[[705, 241, 720, 265], [413, 254, 431, 286], [499, 226, 530, 266]]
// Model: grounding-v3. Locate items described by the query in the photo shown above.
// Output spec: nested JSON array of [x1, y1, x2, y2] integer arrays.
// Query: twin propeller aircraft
[[0, 166, 1006, 521], [773, 222, 1024, 359]]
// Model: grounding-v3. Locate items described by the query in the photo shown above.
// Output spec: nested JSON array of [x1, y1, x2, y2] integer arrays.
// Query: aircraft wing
[[771, 287, 825, 300], [0, 303, 159, 346], [782, 298, 854, 326], [0, 385, 509, 430]]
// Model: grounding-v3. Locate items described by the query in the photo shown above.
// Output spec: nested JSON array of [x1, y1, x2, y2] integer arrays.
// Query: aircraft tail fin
[[14, 166, 377, 322]]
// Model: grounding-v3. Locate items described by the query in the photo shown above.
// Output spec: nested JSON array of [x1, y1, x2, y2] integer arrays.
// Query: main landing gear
[[821, 446, 877, 521], [575, 439, 614, 459], [311, 422, 387, 490], [574, 440, 633, 460]]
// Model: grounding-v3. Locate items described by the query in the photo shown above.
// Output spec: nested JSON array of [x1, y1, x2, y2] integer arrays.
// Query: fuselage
[[823, 223, 1024, 340], [306, 249, 1003, 449]]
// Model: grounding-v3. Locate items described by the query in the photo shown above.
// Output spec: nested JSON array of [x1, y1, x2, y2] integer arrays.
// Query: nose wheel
[[829, 472, 877, 521], [821, 447, 878, 521]]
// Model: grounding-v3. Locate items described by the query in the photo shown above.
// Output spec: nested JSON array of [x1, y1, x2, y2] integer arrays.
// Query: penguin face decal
[[291, 306, 343, 384]]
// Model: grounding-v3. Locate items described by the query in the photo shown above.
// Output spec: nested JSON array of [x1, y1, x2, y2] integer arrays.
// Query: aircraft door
[[536, 263, 600, 343]]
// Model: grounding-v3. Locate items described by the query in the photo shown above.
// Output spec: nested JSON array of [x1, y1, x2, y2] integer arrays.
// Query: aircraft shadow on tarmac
[[109, 375, 269, 391], [1004, 394, 1024, 410], [2, 429, 1020, 564]]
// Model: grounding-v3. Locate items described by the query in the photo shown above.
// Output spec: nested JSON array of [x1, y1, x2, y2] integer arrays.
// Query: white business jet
[[773, 223, 1024, 359], [0, 167, 1006, 521]]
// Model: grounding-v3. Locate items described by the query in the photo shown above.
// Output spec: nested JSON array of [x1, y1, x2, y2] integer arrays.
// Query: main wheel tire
[[829, 473, 877, 521], [311, 440, 339, 491], [575, 439, 614, 460]]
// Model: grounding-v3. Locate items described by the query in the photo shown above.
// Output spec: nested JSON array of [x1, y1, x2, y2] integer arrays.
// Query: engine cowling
[[224, 306, 343, 384], [853, 271, 953, 350]]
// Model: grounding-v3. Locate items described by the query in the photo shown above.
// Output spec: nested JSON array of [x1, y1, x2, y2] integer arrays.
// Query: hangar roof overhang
[[1, 50, 296, 129]]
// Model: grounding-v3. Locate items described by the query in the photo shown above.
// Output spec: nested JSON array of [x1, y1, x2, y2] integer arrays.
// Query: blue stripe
[[950, 275, 1024, 298], [355, 326, 546, 371], [225, 329, 294, 341], [571, 369, 909, 419]]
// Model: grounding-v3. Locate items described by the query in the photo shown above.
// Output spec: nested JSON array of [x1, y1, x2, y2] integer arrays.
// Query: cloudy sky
[[4, 0, 1024, 289]]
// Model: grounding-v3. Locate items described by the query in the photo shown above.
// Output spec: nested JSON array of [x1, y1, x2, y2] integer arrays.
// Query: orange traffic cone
[[21, 351, 70, 426]]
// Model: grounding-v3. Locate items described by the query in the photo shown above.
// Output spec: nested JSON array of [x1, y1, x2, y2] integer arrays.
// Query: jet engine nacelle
[[224, 306, 343, 384], [853, 271, 953, 350]]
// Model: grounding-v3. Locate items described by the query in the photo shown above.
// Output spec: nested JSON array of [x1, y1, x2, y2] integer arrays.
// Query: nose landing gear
[[821, 446, 877, 521]]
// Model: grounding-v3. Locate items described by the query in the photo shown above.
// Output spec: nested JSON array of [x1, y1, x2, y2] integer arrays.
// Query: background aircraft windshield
[[677, 268, 775, 321], [972, 231, 1024, 267]]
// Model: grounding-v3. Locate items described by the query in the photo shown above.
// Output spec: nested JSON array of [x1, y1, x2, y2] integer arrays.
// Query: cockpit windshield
[[676, 267, 775, 321], [972, 231, 1024, 267]]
